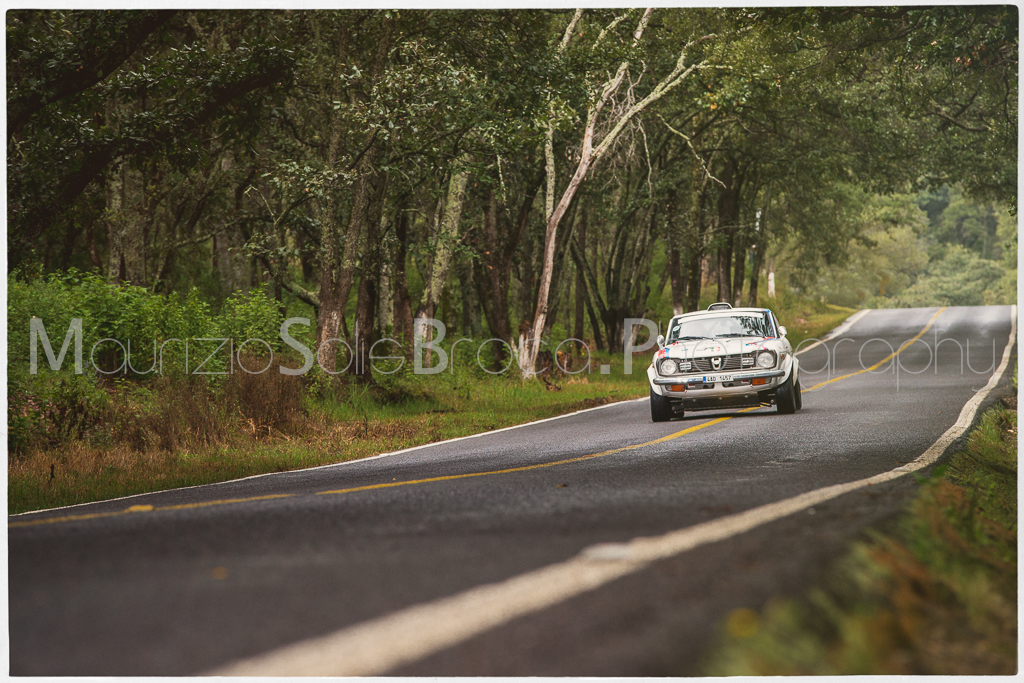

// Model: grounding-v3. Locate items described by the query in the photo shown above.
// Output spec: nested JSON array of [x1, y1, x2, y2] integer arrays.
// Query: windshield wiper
[[715, 333, 759, 338], [674, 335, 715, 341]]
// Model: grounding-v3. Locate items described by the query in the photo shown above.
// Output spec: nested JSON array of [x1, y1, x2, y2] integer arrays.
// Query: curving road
[[8, 305, 1017, 675]]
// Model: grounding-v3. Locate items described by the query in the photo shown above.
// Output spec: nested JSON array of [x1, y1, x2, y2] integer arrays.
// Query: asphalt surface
[[8, 305, 1016, 676]]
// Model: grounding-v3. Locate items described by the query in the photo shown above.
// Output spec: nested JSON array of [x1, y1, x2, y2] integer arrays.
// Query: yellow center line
[[316, 413, 749, 496], [12, 308, 946, 530], [159, 494, 296, 511], [8, 494, 299, 529], [805, 307, 946, 392]]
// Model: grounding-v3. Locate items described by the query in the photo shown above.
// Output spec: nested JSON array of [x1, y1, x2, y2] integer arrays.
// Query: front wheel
[[650, 387, 674, 422], [794, 377, 803, 410], [776, 373, 798, 414]]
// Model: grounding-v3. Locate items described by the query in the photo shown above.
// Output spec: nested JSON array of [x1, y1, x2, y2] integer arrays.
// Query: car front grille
[[688, 353, 752, 373]]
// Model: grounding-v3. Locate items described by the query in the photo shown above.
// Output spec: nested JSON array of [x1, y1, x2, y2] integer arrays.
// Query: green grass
[[702, 404, 1017, 675]]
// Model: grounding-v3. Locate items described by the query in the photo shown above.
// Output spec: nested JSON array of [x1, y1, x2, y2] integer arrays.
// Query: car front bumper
[[651, 368, 788, 411], [651, 369, 785, 387]]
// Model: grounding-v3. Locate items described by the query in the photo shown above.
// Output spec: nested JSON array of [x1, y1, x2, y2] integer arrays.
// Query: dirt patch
[[571, 397, 613, 411]]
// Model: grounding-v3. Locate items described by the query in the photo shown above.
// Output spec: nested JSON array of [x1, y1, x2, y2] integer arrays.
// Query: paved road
[[8, 306, 1016, 675]]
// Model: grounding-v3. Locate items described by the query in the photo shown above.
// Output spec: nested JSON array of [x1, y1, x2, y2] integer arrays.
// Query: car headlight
[[659, 359, 677, 375], [756, 350, 776, 368]]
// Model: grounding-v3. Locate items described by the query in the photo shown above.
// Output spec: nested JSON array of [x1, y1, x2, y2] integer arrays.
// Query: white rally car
[[647, 303, 802, 421]]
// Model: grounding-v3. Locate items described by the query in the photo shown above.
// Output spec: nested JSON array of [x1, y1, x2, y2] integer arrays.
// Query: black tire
[[650, 387, 673, 422], [794, 376, 803, 411], [776, 372, 797, 414]]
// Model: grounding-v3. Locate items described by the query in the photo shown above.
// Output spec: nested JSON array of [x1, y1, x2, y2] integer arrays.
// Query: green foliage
[[7, 271, 76, 372], [878, 245, 1009, 308], [8, 372, 112, 454], [217, 288, 285, 350], [6, 274, 297, 450], [800, 188, 1016, 310], [8, 270, 221, 378], [925, 185, 1013, 262], [8, 10, 298, 268], [804, 194, 931, 307]]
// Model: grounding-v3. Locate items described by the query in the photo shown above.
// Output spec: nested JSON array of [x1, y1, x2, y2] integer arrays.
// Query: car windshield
[[667, 313, 773, 341]]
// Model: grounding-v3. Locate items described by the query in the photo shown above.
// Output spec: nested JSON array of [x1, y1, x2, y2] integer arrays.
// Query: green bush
[[8, 270, 219, 378], [218, 288, 285, 351], [7, 271, 76, 375], [8, 373, 111, 454]]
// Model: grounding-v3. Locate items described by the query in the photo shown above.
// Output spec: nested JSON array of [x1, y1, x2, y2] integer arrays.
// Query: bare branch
[[558, 9, 584, 53], [173, 220, 236, 249], [593, 10, 636, 49], [931, 110, 990, 133], [657, 113, 726, 188]]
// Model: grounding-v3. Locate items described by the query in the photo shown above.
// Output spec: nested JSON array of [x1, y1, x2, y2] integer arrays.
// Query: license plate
[[701, 374, 733, 384]]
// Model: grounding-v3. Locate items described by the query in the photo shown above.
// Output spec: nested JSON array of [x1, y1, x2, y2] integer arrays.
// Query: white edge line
[[210, 304, 1016, 677], [794, 308, 871, 356], [10, 396, 647, 517]]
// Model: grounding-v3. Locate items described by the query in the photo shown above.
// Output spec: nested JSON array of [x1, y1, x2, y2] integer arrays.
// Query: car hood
[[654, 337, 776, 360]]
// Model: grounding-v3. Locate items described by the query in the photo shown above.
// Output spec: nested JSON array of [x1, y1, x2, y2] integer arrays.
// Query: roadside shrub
[[7, 271, 76, 375], [8, 373, 111, 455], [8, 270, 217, 379], [127, 378, 226, 452], [224, 354, 306, 434], [218, 288, 284, 351], [8, 374, 45, 454]]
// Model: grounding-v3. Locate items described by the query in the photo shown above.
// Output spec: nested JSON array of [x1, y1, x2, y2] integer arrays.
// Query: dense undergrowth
[[703, 403, 1018, 675]]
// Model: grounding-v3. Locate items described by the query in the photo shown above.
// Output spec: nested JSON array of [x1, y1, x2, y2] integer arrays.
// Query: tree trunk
[[106, 159, 125, 282], [715, 158, 737, 305], [122, 161, 146, 286], [686, 159, 709, 312], [543, 200, 581, 338], [353, 171, 389, 383], [732, 230, 746, 307], [516, 229, 536, 323], [354, 259, 378, 384], [666, 189, 686, 314], [105, 157, 147, 286], [474, 177, 540, 370], [378, 236, 393, 333], [392, 204, 415, 354], [86, 218, 102, 269], [417, 153, 472, 321], [316, 17, 393, 373], [573, 207, 587, 345], [716, 246, 730, 304], [314, 24, 352, 372], [569, 235, 607, 352], [747, 187, 772, 307]]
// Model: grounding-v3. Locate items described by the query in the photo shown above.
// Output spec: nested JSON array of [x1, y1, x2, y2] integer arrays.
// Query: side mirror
[[656, 334, 665, 348], [779, 326, 787, 338]]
